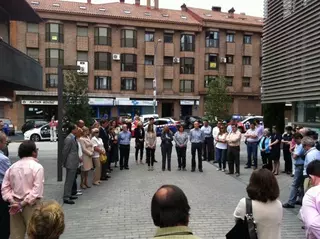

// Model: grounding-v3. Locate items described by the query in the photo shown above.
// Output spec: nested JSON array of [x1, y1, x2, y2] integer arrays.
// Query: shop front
[[116, 98, 156, 118], [180, 100, 200, 117], [22, 100, 58, 122], [89, 98, 114, 120]]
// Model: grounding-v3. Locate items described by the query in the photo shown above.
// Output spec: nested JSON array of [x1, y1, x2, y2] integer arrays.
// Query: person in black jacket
[[99, 119, 111, 180], [282, 126, 293, 174], [134, 122, 145, 165], [160, 126, 173, 171]]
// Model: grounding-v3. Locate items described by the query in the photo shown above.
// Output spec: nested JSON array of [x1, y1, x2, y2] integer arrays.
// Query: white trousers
[[50, 126, 57, 141]]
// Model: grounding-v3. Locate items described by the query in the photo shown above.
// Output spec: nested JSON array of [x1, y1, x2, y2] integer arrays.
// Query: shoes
[[125, 167, 129, 170], [140, 160, 144, 165], [182, 168, 187, 171], [64, 200, 75, 205], [93, 183, 100, 186], [217, 168, 221, 171], [235, 173, 240, 177], [295, 201, 302, 206], [253, 166, 257, 170], [80, 184, 87, 189], [154, 160, 158, 163], [151, 166, 154, 171], [226, 172, 234, 175], [168, 169, 171, 171], [199, 169, 203, 173], [283, 203, 295, 208], [213, 160, 218, 163], [244, 166, 251, 169], [222, 169, 225, 172], [148, 166, 151, 171], [106, 174, 111, 179], [70, 196, 78, 200], [76, 191, 83, 196], [84, 184, 91, 188], [100, 177, 108, 181]]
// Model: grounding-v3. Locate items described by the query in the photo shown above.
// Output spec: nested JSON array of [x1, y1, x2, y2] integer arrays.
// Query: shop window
[[121, 77, 137, 91], [163, 79, 173, 89], [145, 55, 154, 65], [205, 54, 218, 70], [243, 35, 252, 44], [205, 31, 219, 48], [121, 54, 137, 71], [95, 76, 111, 90], [180, 34, 195, 51], [180, 57, 194, 74], [226, 33, 235, 43], [46, 74, 58, 88], [45, 23, 63, 43], [225, 77, 233, 86], [145, 32, 154, 42], [164, 57, 173, 66], [121, 29, 137, 48], [180, 80, 194, 93], [94, 52, 111, 70], [243, 56, 252, 65], [204, 76, 216, 88], [77, 26, 88, 37], [226, 55, 234, 64], [144, 78, 153, 89], [164, 33, 173, 43], [242, 77, 251, 87], [27, 23, 38, 33], [27, 48, 39, 61], [45, 49, 64, 67], [77, 51, 88, 61], [94, 27, 111, 45]]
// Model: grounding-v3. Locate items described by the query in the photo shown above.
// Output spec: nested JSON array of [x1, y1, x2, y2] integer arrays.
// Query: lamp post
[[153, 39, 162, 115]]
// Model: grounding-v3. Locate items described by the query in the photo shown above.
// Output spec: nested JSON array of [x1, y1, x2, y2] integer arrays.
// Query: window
[[226, 33, 235, 43], [45, 23, 63, 43], [95, 76, 111, 90], [145, 55, 154, 65], [243, 56, 252, 65], [27, 23, 38, 33], [145, 32, 154, 42], [46, 74, 58, 88], [204, 76, 216, 88], [77, 51, 88, 61], [242, 77, 251, 87], [205, 54, 218, 70], [94, 27, 111, 45], [27, 48, 39, 61], [77, 26, 88, 37], [45, 49, 64, 67], [225, 77, 233, 86], [121, 54, 137, 71], [226, 55, 234, 64], [164, 33, 173, 43], [144, 79, 153, 89], [180, 58, 194, 74], [180, 34, 195, 51], [121, 78, 137, 90], [94, 52, 112, 70], [180, 80, 194, 93], [163, 79, 172, 89], [205, 31, 219, 48], [121, 29, 137, 48], [164, 57, 173, 66], [243, 35, 252, 44]]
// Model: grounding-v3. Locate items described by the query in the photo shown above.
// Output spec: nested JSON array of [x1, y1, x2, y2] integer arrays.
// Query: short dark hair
[[68, 123, 77, 132], [285, 126, 293, 131], [294, 133, 303, 139], [100, 119, 107, 125], [18, 140, 37, 158], [151, 185, 190, 228], [177, 125, 184, 131], [246, 169, 280, 203], [307, 160, 320, 177]]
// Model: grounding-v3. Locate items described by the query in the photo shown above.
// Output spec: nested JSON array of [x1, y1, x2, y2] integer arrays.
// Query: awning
[[0, 97, 12, 102]]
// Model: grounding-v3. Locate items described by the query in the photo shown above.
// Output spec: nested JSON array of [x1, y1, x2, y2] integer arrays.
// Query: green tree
[[63, 71, 92, 126], [204, 76, 232, 122]]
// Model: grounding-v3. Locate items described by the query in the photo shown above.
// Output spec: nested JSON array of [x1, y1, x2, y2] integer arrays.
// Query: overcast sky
[[85, 0, 264, 17]]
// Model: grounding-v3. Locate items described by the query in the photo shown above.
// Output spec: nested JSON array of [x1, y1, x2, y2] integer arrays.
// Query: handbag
[[226, 198, 258, 239], [99, 154, 107, 164]]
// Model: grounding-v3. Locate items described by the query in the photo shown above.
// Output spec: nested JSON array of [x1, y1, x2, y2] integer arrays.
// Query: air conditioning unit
[[113, 54, 120, 61], [173, 57, 180, 64], [77, 61, 88, 75], [220, 57, 227, 63]]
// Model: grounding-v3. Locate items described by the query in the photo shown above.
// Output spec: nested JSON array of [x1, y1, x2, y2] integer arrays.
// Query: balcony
[[226, 64, 235, 76], [0, 40, 43, 90], [243, 44, 253, 56], [226, 42, 236, 55], [243, 65, 253, 77], [164, 43, 174, 56]]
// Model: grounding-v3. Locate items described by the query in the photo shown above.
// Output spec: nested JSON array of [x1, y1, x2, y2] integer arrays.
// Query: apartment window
[[145, 32, 154, 42], [243, 35, 252, 44], [145, 55, 154, 65], [45, 23, 63, 43], [225, 77, 233, 86], [180, 34, 195, 51], [121, 78, 137, 91], [180, 58, 194, 74], [45, 49, 64, 67], [164, 33, 173, 43], [205, 54, 218, 70], [242, 77, 251, 87], [94, 52, 111, 70], [46, 74, 58, 88], [226, 33, 235, 43], [121, 54, 137, 72], [121, 29, 137, 48], [95, 76, 111, 90], [164, 57, 173, 66], [204, 76, 216, 88], [163, 79, 173, 89], [94, 27, 111, 45], [27, 48, 39, 61], [144, 79, 153, 89], [77, 51, 88, 61], [205, 31, 219, 48], [226, 55, 234, 64], [77, 26, 88, 37], [180, 80, 194, 93], [27, 23, 38, 33], [243, 56, 252, 65]]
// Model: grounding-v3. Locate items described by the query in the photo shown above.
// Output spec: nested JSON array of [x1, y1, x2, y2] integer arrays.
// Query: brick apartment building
[[7, 0, 262, 128]]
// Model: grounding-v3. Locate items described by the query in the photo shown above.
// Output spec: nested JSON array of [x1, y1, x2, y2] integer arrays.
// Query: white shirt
[[91, 136, 104, 158], [212, 126, 220, 143], [216, 133, 228, 149], [201, 125, 212, 138], [245, 128, 259, 143]]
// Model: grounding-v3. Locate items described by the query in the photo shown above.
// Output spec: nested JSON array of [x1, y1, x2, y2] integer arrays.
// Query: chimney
[[147, 0, 151, 9], [120, 0, 125, 3], [87, 0, 91, 4], [154, 0, 159, 9], [135, 0, 140, 5], [212, 6, 221, 12], [228, 7, 235, 18], [181, 3, 187, 11]]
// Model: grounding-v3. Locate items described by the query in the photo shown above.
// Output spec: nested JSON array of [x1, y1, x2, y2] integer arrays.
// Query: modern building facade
[[262, 0, 320, 128], [10, 0, 262, 128]]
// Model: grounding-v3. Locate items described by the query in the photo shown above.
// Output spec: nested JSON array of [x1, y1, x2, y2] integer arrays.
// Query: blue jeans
[[246, 142, 258, 167], [288, 164, 304, 206], [216, 148, 227, 169]]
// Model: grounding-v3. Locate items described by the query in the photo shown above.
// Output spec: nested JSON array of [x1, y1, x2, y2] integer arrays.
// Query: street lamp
[[153, 39, 162, 115]]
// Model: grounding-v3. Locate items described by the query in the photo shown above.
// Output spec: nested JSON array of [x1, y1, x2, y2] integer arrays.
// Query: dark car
[[0, 118, 15, 136], [21, 120, 49, 134], [180, 116, 203, 129]]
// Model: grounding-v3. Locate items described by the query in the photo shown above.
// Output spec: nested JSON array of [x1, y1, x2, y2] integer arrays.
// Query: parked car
[[180, 116, 203, 129], [24, 124, 56, 141], [143, 118, 180, 136], [140, 114, 159, 123], [237, 116, 264, 133], [21, 120, 49, 134], [0, 118, 15, 136]]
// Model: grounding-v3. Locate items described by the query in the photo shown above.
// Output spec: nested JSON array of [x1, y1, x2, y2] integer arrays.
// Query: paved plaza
[[8, 140, 305, 239]]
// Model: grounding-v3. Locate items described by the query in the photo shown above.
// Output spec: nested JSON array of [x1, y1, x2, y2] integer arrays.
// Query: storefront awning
[[0, 0, 42, 22], [0, 97, 12, 102]]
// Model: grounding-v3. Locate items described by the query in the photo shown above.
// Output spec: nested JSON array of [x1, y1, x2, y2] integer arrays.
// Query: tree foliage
[[262, 103, 285, 133], [63, 71, 92, 126], [204, 76, 232, 122]]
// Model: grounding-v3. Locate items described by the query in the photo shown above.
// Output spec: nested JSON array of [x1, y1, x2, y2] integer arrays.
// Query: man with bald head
[[151, 185, 200, 238], [77, 120, 85, 129]]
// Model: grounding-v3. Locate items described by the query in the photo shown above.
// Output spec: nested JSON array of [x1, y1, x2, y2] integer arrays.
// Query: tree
[[63, 71, 92, 126], [204, 76, 232, 122]]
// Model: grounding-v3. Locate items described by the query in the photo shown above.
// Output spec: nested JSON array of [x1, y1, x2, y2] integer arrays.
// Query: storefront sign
[[88, 98, 114, 106], [180, 100, 195, 105], [21, 100, 58, 105], [117, 100, 156, 106]]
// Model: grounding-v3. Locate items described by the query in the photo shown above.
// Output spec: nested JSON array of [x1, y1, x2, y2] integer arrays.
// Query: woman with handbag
[[91, 128, 106, 186], [231, 169, 282, 239], [160, 126, 173, 171], [134, 122, 145, 165]]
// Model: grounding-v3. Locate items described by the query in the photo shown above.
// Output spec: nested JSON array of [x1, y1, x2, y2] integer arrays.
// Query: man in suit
[[62, 123, 80, 205], [99, 119, 111, 180]]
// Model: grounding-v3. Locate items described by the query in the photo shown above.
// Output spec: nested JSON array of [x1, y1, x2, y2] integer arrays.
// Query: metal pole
[[153, 39, 161, 115], [57, 65, 64, 182]]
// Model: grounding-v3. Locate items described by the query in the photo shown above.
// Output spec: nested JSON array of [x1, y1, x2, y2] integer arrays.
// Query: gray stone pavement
[[7, 141, 305, 239]]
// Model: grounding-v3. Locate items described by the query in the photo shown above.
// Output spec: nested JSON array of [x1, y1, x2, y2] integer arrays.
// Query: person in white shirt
[[244, 122, 259, 169], [215, 125, 228, 171], [201, 120, 213, 162], [212, 120, 222, 163]]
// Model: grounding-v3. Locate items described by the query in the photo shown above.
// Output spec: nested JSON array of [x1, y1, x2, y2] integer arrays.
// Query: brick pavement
[[8, 141, 305, 239]]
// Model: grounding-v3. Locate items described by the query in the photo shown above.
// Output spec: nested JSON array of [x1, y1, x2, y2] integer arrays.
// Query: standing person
[[282, 126, 293, 174], [109, 124, 119, 168], [72, 128, 83, 197], [0, 121, 9, 157], [145, 117, 158, 163], [49, 117, 57, 142], [77, 119, 85, 129], [269, 126, 282, 175], [290, 130, 297, 177], [215, 125, 228, 172], [160, 126, 174, 172], [145, 124, 157, 171], [99, 119, 110, 180], [1, 141, 44, 238], [259, 129, 272, 170], [201, 120, 213, 162], [226, 124, 242, 176], [119, 124, 131, 170], [134, 122, 145, 165], [0, 132, 10, 239], [189, 121, 205, 173], [173, 125, 188, 171], [212, 120, 222, 163], [79, 126, 94, 189], [244, 122, 259, 169], [91, 128, 105, 185], [62, 124, 80, 205]]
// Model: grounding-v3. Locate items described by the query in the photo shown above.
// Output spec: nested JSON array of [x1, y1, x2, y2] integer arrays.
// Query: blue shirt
[[0, 150, 11, 184], [304, 147, 320, 175], [294, 144, 305, 166], [119, 131, 131, 145], [200, 125, 212, 138], [189, 128, 205, 143]]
